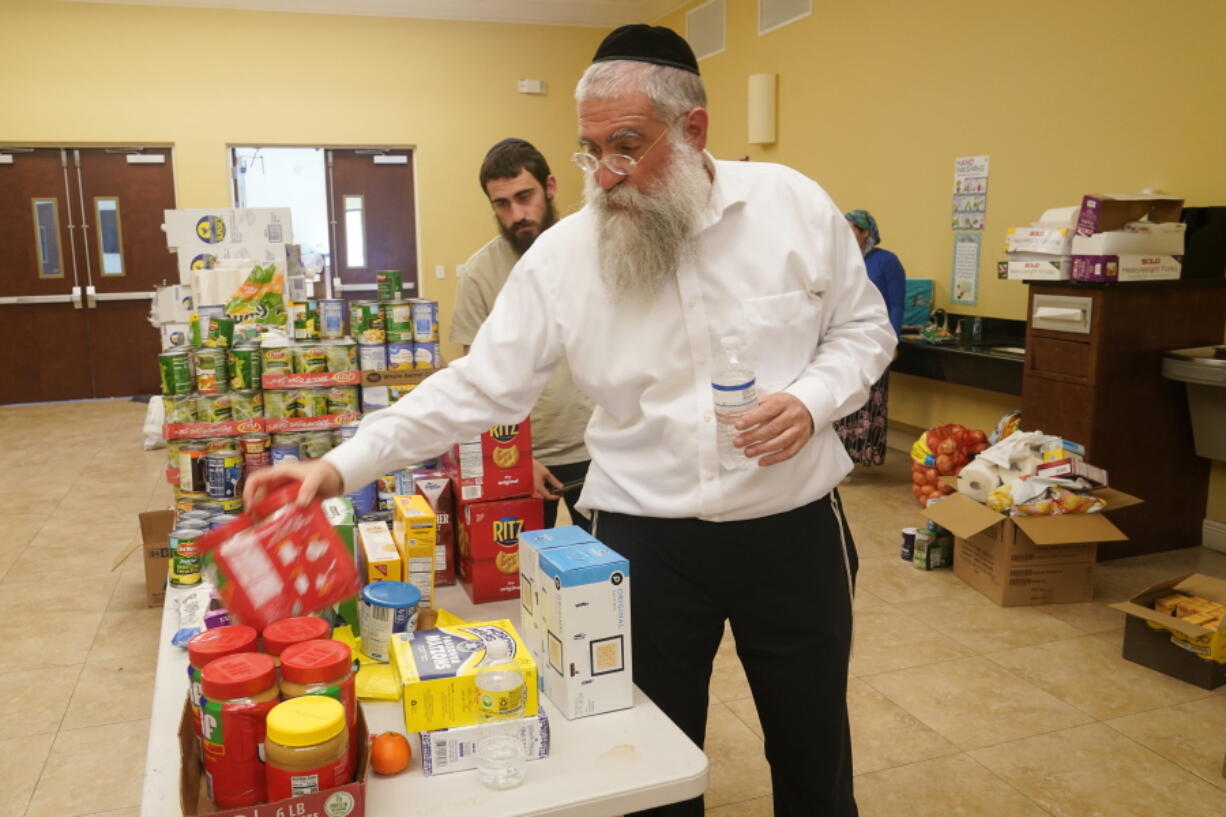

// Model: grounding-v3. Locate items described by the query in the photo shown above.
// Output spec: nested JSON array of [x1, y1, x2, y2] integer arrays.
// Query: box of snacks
[[1112, 574, 1226, 690]]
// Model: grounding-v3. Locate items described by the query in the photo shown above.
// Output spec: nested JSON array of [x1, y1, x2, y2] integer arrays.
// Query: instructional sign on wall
[[952, 155, 989, 230], [951, 232, 981, 305]]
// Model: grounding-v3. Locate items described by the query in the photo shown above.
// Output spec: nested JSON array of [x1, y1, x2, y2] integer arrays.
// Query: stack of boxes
[[1070, 194, 1186, 282], [1002, 208, 1076, 281], [519, 527, 633, 719]]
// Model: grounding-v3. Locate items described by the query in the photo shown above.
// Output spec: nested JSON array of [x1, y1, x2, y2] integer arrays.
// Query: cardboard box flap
[[114, 509, 175, 571], [1092, 487, 1143, 513], [921, 492, 1004, 539], [1109, 573, 1226, 641], [1174, 574, 1226, 603], [1013, 511, 1127, 545]]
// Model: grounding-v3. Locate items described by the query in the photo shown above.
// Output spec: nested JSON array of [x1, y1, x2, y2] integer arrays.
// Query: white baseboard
[[1205, 518, 1226, 553]]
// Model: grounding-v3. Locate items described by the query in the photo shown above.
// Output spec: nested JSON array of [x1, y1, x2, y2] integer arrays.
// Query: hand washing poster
[[952, 155, 989, 230]]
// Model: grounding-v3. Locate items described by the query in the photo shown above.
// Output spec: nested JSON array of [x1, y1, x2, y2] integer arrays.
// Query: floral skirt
[[834, 372, 889, 467]]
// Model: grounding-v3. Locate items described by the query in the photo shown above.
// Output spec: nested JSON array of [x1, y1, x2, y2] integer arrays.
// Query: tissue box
[[1070, 255, 1182, 283], [922, 487, 1142, 607]]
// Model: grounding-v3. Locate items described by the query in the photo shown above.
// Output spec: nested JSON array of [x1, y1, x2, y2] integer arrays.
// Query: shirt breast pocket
[[742, 290, 822, 393]]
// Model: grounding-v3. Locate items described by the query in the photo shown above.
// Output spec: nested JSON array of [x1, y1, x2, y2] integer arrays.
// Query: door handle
[[71, 286, 84, 309], [86, 285, 98, 308]]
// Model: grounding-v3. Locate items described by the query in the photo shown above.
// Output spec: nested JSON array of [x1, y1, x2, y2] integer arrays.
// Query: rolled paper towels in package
[[957, 459, 1002, 503]]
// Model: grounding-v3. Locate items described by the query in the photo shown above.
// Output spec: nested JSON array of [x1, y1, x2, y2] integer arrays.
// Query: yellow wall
[[658, 0, 1226, 522], [1, 0, 603, 363]]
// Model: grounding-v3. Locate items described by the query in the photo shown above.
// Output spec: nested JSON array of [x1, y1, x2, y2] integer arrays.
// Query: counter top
[[893, 337, 1024, 395]]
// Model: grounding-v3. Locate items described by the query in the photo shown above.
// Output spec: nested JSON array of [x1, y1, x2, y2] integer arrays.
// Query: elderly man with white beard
[[246, 24, 894, 817]]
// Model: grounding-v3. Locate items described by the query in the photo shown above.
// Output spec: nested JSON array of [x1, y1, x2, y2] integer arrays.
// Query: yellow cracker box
[[392, 494, 437, 609], [388, 619, 538, 732], [357, 520, 402, 583]]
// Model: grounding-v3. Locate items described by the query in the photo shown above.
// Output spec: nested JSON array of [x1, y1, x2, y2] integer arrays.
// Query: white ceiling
[[59, 0, 692, 28]]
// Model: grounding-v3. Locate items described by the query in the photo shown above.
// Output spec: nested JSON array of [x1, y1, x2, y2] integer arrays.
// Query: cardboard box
[[132, 510, 174, 607], [391, 495, 437, 609], [922, 488, 1142, 607], [418, 711, 550, 776], [538, 542, 633, 719], [164, 207, 293, 250], [1070, 254, 1182, 283], [388, 619, 538, 732], [178, 699, 368, 817], [1005, 259, 1071, 281], [357, 520, 402, 583], [1111, 574, 1226, 690], [414, 472, 456, 586], [1039, 437, 1085, 462], [1075, 194, 1184, 237], [443, 420, 534, 503], [1035, 458, 1108, 487], [518, 527, 600, 674], [1004, 226, 1074, 255], [457, 497, 543, 604], [1071, 229, 1185, 257], [323, 497, 360, 633]]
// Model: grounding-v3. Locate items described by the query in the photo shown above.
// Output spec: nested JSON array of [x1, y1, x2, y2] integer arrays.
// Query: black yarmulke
[[592, 24, 700, 75]]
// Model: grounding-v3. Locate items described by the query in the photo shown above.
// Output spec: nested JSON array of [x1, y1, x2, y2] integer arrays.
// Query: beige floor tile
[[864, 656, 1092, 750], [1106, 695, 1226, 791], [0, 732, 55, 817], [892, 590, 1083, 653], [24, 718, 149, 817], [84, 810, 139, 817], [88, 606, 164, 662], [854, 556, 972, 604], [723, 697, 762, 739], [703, 703, 773, 809], [61, 654, 157, 731], [710, 638, 753, 702], [852, 587, 890, 612], [970, 722, 1226, 817], [985, 632, 1214, 719], [0, 666, 82, 740], [847, 678, 960, 774], [0, 573, 118, 619], [704, 795, 773, 817], [849, 606, 975, 677], [852, 753, 1051, 817], [1034, 598, 1126, 634]]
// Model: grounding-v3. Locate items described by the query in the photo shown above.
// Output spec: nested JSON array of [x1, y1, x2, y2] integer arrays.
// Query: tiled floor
[[3, 399, 1225, 816]]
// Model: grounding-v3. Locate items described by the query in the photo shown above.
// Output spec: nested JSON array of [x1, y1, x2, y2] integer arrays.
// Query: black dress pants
[[593, 492, 858, 817]]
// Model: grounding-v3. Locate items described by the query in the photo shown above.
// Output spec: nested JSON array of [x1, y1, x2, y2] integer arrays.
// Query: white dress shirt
[[327, 157, 895, 522]]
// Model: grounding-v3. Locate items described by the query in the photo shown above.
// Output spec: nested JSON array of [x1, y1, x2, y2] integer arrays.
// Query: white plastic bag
[[143, 396, 166, 450]]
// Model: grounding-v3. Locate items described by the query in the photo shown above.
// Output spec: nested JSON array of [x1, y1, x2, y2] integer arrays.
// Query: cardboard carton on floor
[[1111, 573, 1226, 690], [922, 487, 1142, 607], [114, 510, 175, 607]]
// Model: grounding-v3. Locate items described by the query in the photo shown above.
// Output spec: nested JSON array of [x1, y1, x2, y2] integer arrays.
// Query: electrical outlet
[[435, 264, 446, 279]]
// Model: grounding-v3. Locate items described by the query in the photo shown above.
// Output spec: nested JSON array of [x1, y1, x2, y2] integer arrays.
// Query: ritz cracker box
[[922, 487, 1142, 607], [538, 541, 634, 719], [177, 700, 370, 817], [442, 419, 534, 503], [1111, 573, 1226, 690], [518, 527, 601, 677], [388, 619, 538, 732], [458, 496, 544, 604]]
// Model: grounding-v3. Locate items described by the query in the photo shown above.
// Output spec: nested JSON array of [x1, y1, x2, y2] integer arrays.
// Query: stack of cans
[[353, 270, 439, 414], [168, 506, 242, 587]]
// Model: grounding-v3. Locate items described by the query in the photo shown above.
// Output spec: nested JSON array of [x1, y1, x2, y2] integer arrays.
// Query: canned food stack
[[352, 270, 441, 414]]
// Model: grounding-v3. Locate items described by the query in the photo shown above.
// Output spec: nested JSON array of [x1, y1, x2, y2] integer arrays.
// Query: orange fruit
[[370, 731, 412, 775]]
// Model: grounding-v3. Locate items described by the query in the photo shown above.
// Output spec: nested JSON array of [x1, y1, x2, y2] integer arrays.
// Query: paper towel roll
[[957, 459, 1001, 503]]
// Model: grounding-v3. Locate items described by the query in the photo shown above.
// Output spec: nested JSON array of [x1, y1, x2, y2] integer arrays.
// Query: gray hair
[[575, 60, 707, 124]]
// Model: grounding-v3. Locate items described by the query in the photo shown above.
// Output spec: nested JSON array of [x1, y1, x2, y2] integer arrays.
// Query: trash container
[[1163, 345, 1226, 461]]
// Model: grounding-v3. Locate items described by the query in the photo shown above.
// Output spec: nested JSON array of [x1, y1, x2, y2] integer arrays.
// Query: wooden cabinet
[[1021, 280, 1226, 559]]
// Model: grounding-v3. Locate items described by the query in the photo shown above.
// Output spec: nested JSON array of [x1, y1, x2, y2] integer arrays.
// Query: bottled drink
[[473, 665, 527, 790], [712, 335, 758, 470]]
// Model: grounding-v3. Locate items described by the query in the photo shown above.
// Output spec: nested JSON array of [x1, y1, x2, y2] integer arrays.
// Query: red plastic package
[[197, 484, 360, 630]]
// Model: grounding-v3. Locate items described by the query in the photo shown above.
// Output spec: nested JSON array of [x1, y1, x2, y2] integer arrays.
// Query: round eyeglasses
[[570, 114, 683, 177]]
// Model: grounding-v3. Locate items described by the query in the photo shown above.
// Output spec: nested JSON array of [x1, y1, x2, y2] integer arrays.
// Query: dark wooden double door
[[0, 147, 174, 403]]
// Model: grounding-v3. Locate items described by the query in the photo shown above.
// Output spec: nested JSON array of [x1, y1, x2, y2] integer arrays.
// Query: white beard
[[585, 136, 712, 301]]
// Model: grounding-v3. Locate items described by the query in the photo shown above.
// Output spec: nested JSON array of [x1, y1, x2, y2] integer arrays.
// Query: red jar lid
[[187, 625, 258, 668], [280, 640, 353, 685], [201, 652, 277, 700], [262, 616, 332, 656]]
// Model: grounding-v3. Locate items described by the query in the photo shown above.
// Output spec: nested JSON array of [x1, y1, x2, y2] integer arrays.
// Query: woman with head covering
[[835, 209, 906, 466]]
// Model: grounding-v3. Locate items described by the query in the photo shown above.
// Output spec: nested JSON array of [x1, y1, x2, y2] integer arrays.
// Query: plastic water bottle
[[474, 665, 527, 789], [712, 335, 758, 470]]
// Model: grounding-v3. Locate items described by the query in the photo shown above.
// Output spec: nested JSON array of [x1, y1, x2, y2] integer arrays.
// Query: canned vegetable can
[[158, 349, 194, 396], [413, 342, 440, 370], [411, 299, 439, 342], [358, 343, 387, 372], [178, 443, 209, 492], [271, 439, 301, 465], [294, 344, 328, 374], [324, 339, 357, 373], [169, 528, 203, 586], [163, 394, 197, 424], [191, 348, 228, 394], [230, 389, 262, 421], [350, 301, 385, 345], [382, 300, 413, 343], [302, 431, 334, 459], [375, 270, 403, 302], [263, 389, 291, 419], [201, 393, 233, 423], [205, 448, 244, 499], [206, 316, 235, 348], [228, 345, 261, 391], [361, 386, 391, 413], [261, 344, 293, 375], [386, 341, 414, 371], [319, 299, 346, 339], [326, 386, 360, 415]]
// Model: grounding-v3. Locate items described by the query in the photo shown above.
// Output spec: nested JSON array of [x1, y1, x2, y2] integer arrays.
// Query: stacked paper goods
[[1002, 206, 1078, 281], [1070, 194, 1185, 283]]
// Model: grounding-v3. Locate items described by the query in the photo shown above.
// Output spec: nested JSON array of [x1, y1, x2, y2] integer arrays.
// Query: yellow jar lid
[[267, 696, 345, 747]]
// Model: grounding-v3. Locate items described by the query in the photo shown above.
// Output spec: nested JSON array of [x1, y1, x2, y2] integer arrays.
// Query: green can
[[199, 393, 233, 422], [261, 344, 293, 375], [228, 344, 261, 390], [168, 527, 202, 586], [207, 316, 235, 348], [383, 300, 413, 343], [326, 386, 360, 415], [293, 344, 329, 374], [230, 389, 263, 421], [191, 348, 228, 394], [376, 270, 403, 302], [263, 389, 292, 419], [299, 388, 330, 418], [324, 339, 358, 373], [291, 300, 320, 341], [303, 431, 335, 459], [163, 394, 197, 424], [158, 349, 194, 396], [350, 301, 385, 345]]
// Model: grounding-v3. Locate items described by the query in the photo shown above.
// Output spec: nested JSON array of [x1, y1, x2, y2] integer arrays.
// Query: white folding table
[[140, 583, 708, 817]]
